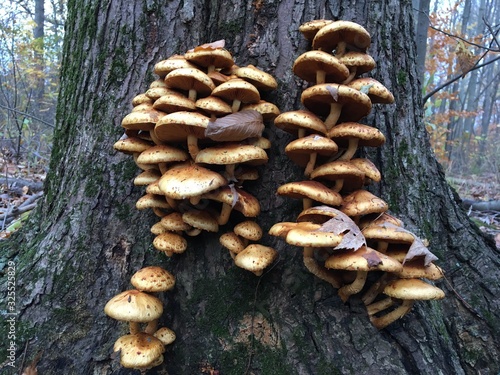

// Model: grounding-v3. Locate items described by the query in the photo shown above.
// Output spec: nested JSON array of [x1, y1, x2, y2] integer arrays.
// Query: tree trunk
[[1, 0, 499, 374]]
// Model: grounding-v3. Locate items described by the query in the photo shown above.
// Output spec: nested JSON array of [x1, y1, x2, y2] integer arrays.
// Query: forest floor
[[0, 158, 499, 248]]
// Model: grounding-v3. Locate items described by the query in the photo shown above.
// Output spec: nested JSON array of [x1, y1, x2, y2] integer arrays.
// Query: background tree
[[1, 0, 499, 375]]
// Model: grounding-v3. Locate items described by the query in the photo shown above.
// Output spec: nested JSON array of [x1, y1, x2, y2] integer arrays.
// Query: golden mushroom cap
[[113, 333, 165, 370], [104, 290, 163, 323], [130, 266, 176, 293], [234, 244, 277, 275]]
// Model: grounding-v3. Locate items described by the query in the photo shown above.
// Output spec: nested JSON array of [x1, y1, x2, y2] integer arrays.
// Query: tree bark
[[1, 0, 499, 374]]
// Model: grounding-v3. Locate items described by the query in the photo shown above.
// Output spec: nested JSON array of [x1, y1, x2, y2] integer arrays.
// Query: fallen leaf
[[363, 250, 382, 267], [404, 236, 438, 265], [188, 40, 226, 52], [325, 84, 339, 101], [316, 206, 366, 250], [205, 110, 264, 141]]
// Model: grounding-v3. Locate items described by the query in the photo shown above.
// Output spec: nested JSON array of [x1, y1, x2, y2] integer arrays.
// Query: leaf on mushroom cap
[[315, 206, 366, 250], [404, 236, 438, 266], [205, 110, 264, 141], [187, 39, 226, 52]]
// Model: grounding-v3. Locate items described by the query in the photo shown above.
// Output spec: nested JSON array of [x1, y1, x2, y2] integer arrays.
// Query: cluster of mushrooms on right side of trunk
[[106, 19, 445, 372]]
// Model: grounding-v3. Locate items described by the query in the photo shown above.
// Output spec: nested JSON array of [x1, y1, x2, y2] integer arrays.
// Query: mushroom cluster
[[110, 41, 282, 370], [114, 41, 279, 272], [270, 19, 444, 329], [104, 266, 176, 370]]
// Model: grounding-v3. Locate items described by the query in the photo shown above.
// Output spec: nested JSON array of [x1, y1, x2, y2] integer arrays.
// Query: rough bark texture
[[1, 0, 499, 374]]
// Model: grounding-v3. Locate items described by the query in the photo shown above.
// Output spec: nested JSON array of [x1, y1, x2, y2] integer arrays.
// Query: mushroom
[[136, 144, 190, 174], [158, 163, 227, 206], [324, 246, 403, 302], [312, 20, 371, 57], [211, 78, 261, 112], [153, 91, 197, 113], [113, 332, 165, 370], [309, 160, 365, 193], [184, 47, 234, 74], [130, 266, 176, 293], [234, 220, 263, 246], [195, 143, 268, 181], [234, 244, 278, 276], [233, 65, 278, 91], [153, 232, 188, 257], [347, 77, 395, 104], [327, 122, 385, 161], [369, 278, 445, 329], [298, 19, 334, 41], [202, 186, 261, 225], [164, 67, 215, 101], [340, 189, 389, 223], [154, 327, 176, 346], [293, 50, 349, 85], [285, 134, 339, 177], [154, 111, 211, 159], [274, 110, 327, 138], [301, 83, 372, 130], [220, 231, 246, 259], [277, 180, 342, 209], [182, 209, 219, 235], [104, 289, 163, 335], [338, 51, 376, 84]]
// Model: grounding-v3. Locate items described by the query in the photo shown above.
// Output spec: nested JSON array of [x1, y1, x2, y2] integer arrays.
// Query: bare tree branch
[[423, 55, 500, 104], [0, 103, 55, 128]]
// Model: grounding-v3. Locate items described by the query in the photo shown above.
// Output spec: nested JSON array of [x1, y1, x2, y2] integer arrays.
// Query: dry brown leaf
[[189, 40, 226, 52], [404, 236, 438, 266], [316, 206, 366, 250], [205, 110, 264, 141], [325, 84, 339, 101], [363, 250, 382, 267], [22, 351, 42, 375]]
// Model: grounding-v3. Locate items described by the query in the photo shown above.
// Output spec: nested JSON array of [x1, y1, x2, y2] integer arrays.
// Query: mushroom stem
[[144, 319, 159, 335], [331, 179, 345, 193], [129, 322, 141, 335], [185, 228, 202, 236], [304, 152, 318, 177], [337, 138, 360, 160], [187, 135, 200, 159], [302, 197, 313, 210], [362, 273, 390, 305], [370, 299, 415, 330], [231, 99, 242, 113], [324, 102, 342, 130], [303, 247, 342, 288], [298, 128, 306, 138], [218, 203, 233, 225], [342, 68, 358, 85], [338, 270, 368, 302], [366, 297, 394, 316], [316, 69, 327, 84], [188, 89, 198, 101], [225, 164, 237, 181], [334, 41, 347, 57]]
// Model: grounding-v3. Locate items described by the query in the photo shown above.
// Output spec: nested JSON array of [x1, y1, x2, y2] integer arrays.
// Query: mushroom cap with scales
[[234, 244, 278, 276], [154, 55, 198, 78], [121, 109, 166, 131], [348, 77, 395, 104], [277, 180, 343, 208], [153, 92, 197, 113], [164, 67, 215, 101], [341, 189, 389, 218], [113, 136, 152, 154], [301, 84, 372, 129], [154, 111, 210, 143], [130, 266, 176, 293], [285, 134, 339, 176], [113, 333, 165, 370], [234, 220, 263, 242], [327, 122, 386, 160], [182, 210, 219, 233], [350, 158, 381, 184], [274, 110, 328, 138], [339, 51, 376, 83], [153, 232, 188, 256], [158, 163, 227, 200], [233, 65, 278, 91], [310, 160, 365, 193], [195, 144, 268, 167], [184, 47, 234, 73], [293, 50, 350, 84], [202, 185, 261, 224], [104, 289, 163, 324], [312, 20, 371, 55], [325, 246, 403, 301], [299, 19, 334, 41], [211, 78, 261, 112], [154, 327, 176, 346], [136, 144, 189, 167]]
